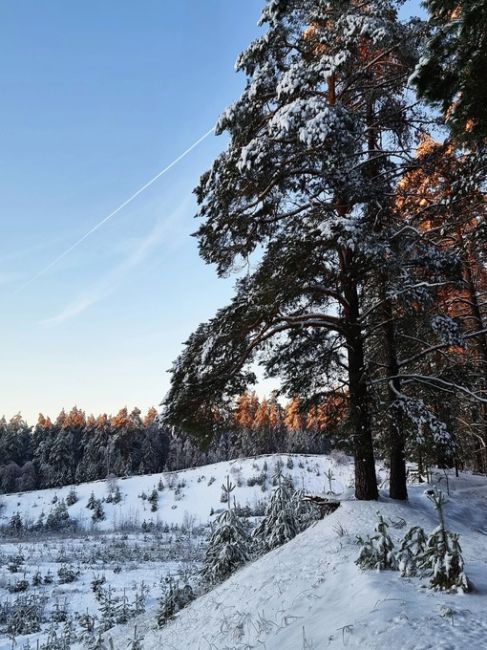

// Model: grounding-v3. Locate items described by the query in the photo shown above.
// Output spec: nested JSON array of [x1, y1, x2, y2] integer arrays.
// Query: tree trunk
[[463, 249, 487, 467], [344, 273, 378, 500], [382, 307, 408, 500]]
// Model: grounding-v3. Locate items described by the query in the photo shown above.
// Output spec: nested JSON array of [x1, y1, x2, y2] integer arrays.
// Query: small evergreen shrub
[[419, 490, 470, 592], [66, 487, 78, 506], [356, 513, 397, 571]]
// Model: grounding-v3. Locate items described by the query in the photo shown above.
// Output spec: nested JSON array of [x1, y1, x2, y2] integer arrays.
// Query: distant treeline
[[0, 394, 344, 494]]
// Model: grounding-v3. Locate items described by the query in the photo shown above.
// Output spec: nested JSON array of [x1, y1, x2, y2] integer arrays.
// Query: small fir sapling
[[87, 631, 113, 650], [112, 485, 122, 503], [292, 489, 321, 532], [44, 570, 54, 584], [91, 499, 106, 522], [132, 581, 149, 616], [46, 500, 71, 531], [57, 563, 78, 584], [148, 488, 159, 512], [356, 513, 398, 570], [116, 588, 130, 624], [156, 575, 194, 627], [201, 476, 250, 584], [98, 585, 119, 631], [9, 512, 23, 536], [39, 627, 65, 650], [325, 468, 336, 493], [51, 599, 69, 623], [87, 492, 97, 510], [397, 526, 428, 577], [91, 574, 107, 601], [79, 611, 96, 645], [32, 570, 43, 587], [419, 490, 471, 592], [66, 487, 78, 506], [127, 626, 144, 650], [252, 467, 301, 551], [156, 575, 177, 627], [7, 576, 29, 593]]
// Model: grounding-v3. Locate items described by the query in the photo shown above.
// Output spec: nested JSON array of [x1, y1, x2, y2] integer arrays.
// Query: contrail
[[15, 125, 215, 293]]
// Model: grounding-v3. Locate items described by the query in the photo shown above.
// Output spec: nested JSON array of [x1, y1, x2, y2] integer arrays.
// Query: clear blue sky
[[0, 1, 423, 424]]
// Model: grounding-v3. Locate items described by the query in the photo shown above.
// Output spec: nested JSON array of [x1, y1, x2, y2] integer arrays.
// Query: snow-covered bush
[[292, 489, 321, 533], [356, 513, 397, 571], [201, 477, 250, 585], [252, 471, 301, 552], [0, 593, 47, 635], [45, 500, 73, 531], [156, 576, 194, 627], [7, 577, 29, 593], [419, 490, 470, 592], [91, 499, 105, 523], [148, 488, 158, 512], [66, 488, 78, 506], [397, 526, 427, 577], [57, 563, 78, 584]]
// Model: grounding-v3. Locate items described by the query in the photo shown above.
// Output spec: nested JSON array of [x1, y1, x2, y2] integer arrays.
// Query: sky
[[0, 0, 424, 424]]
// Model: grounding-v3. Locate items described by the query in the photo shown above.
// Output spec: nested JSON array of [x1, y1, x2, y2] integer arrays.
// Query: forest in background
[[0, 394, 343, 494]]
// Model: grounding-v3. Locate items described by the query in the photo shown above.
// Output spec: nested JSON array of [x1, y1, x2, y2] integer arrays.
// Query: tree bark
[[343, 269, 378, 500], [382, 306, 408, 500]]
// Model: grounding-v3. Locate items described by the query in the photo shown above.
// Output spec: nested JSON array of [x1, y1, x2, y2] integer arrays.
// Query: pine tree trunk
[[347, 331, 378, 500], [382, 307, 408, 500], [365, 95, 405, 499], [344, 273, 378, 500], [463, 249, 487, 469], [389, 436, 408, 499]]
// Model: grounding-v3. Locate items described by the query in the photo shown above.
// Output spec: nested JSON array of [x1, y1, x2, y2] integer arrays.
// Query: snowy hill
[[0, 453, 360, 650], [105, 470, 487, 650], [1, 456, 486, 650], [0, 453, 357, 531]]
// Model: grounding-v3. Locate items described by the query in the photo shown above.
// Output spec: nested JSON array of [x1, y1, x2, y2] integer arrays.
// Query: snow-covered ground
[[1, 455, 486, 649], [0, 453, 355, 531], [0, 453, 358, 649], [105, 468, 487, 650]]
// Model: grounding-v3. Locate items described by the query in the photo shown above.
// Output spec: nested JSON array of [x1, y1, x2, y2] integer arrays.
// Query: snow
[[1, 457, 486, 650], [0, 454, 356, 649], [0, 454, 352, 532], [105, 469, 487, 650]]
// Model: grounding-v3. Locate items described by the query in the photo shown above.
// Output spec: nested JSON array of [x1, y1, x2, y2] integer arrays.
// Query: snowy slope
[[0, 454, 360, 531], [105, 471, 487, 650], [0, 454, 360, 650]]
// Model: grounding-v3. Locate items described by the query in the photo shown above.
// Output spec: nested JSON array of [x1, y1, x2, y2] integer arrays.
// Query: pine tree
[[201, 477, 249, 585], [392, 137, 487, 473], [66, 487, 78, 506], [46, 499, 71, 532], [156, 576, 194, 627], [252, 469, 301, 552], [412, 1, 487, 142], [163, 0, 437, 500], [91, 499, 106, 523], [356, 512, 397, 571], [419, 490, 470, 591], [397, 526, 428, 577]]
